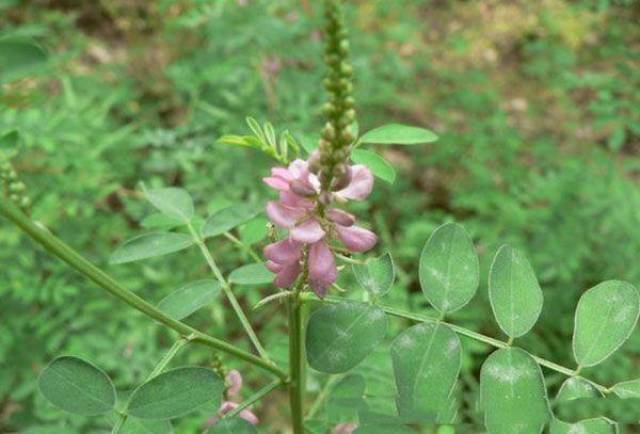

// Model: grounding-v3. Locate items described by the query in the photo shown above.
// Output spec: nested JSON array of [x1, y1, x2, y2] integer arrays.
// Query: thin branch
[[0, 201, 286, 380], [301, 293, 611, 394], [188, 223, 272, 363], [224, 379, 284, 420], [224, 232, 262, 263]]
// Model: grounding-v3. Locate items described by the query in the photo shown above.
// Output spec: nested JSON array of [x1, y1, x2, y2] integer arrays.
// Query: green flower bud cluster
[[0, 153, 31, 214], [317, 0, 357, 192]]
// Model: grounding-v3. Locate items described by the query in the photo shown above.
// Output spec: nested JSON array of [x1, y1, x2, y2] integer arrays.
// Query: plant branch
[[288, 275, 307, 434], [301, 293, 610, 394], [224, 379, 284, 420], [187, 223, 272, 362], [0, 201, 286, 380]]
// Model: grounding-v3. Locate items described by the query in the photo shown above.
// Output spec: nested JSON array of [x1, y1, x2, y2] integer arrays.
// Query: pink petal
[[308, 241, 337, 297], [264, 239, 302, 264], [271, 167, 293, 180], [239, 408, 260, 425], [266, 201, 304, 228], [280, 190, 315, 209], [263, 176, 290, 191], [332, 423, 358, 434], [226, 370, 242, 398], [219, 401, 236, 414], [290, 219, 326, 243], [288, 159, 309, 179], [265, 260, 283, 273], [336, 165, 374, 201], [327, 208, 356, 226], [336, 225, 377, 252], [275, 261, 302, 288]]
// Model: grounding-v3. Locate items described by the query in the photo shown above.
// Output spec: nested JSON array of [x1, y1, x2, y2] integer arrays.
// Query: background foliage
[[1, 0, 640, 432]]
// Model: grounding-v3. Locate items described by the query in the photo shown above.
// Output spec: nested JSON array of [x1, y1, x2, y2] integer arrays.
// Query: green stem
[[113, 337, 191, 433], [301, 294, 610, 394], [0, 201, 286, 380], [288, 282, 306, 434], [187, 224, 272, 362], [224, 379, 284, 419]]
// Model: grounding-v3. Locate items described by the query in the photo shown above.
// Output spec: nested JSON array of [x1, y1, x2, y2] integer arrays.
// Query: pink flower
[[207, 370, 259, 427], [263, 156, 377, 297]]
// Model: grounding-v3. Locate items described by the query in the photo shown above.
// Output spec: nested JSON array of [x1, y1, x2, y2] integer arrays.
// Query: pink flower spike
[[264, 239, 303, 264], [280, 190, 315, 209], [336, 225, 377, 252], [290, 219, 326, 243], [275, 261, 302, 288], [263, 176, 290, 191], [336, 165, 374, 201], [308, 241, 337, 297], [266, 201, 304, 228], [327, 208, 356, 226]]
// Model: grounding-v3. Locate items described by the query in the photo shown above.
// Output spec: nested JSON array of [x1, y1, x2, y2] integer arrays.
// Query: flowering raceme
[[263, 154, 377, 297]]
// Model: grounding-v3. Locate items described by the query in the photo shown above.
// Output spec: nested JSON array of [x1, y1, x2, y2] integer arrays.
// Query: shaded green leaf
[[556, 397, 640, 424], [418, 223, 479, 314], [611, 378, 640, 398], [352, 252, 395, 298], [391, 323, 461, 423], [157, 280, 220, 320], [488, 245, 543, 338], [145, 187, 194, 222], [327, 374, 368, 422], [351, 149, 396, 184], [0, 38, 47, 82], [120, 418, 173, 434], [202, 205, 259, 238], [306, 302, 387, 374], [480, 347, 549, 434], [355, 424, 415, 434], [140, 213, 183, 230], [38, 356, 115, 416], [360, 123, 438, 145], [128, 367, 223, 419], [0, 130, 20, 151], [573, 280, 640, 367], [110, 233, 194, 264], [550, 378, 615, 434], [228, 263, 274, 285], [239, 217, 268, 245], [208, 418, 258, 434]]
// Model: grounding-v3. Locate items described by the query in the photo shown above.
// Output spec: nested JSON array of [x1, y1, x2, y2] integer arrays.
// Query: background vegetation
[[1, 0, 640, 432]]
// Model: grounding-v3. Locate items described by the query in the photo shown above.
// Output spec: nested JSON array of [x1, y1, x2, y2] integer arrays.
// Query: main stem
[[188, 224, 272, 362], [0, 201, 286, 380], [288, 281, 306, 434]]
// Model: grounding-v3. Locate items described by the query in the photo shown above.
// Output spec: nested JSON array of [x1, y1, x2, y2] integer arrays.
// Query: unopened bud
[[308, 150, 322, 174], [290, 179, 317, 197], [319, 191, 333, 205], [331, 165, 352, 191]]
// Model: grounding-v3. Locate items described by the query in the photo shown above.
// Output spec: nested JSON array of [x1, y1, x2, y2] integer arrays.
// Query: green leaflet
[[351, 149, 396, 184], [202, 204, 259, 238], [0, 37, 47, 82], [352, 252, 395, 298], [110, 232, 194, 264], [488, 245, 543, 338], [419, 222, 479, 314], [38, 356, 115, 416], [120, 418, 173, 434], [228, 263, 274, 285], [390, 323, 461, 423], [611, 378, 640, 398], [157, 280, 221, 320], [128, 367, 223, 419], [550, 377, 616, 434], [359, 123, 438, 145], [208, 418, 258, 434], [306, 302, 387, 374], [145, 187, 194, 222], [480, 347, 549, 434], [326, 374, 368, 423], [572, 280, 640, 367]]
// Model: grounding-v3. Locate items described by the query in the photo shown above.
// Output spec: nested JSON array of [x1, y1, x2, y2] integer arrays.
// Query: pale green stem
[[305, 374, 342, 420], [0, 201, 286, 380], [113, 336, 191, 433], [301, 294, 610, 394], [224, 379, 284, 419], [288, 279, 306, 434], [187, 223, 272, 363], [224, 232, 262, 263]]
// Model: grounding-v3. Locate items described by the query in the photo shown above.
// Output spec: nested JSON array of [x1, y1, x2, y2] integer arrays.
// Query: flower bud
[[290, 179, 317, 197], [319, 191, 333, 205], [331, 165, 352, 191]]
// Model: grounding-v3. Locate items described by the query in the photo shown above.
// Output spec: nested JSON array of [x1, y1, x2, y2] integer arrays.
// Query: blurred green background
[[1, 0, 640, 433]]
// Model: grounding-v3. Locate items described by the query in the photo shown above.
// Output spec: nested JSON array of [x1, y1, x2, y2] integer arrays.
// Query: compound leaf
[[110, 233, 194, 264]]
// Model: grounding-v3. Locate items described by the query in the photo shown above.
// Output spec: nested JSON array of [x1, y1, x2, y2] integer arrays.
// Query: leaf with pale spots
[[419, 223, 479, 314], [572, 280, 640, 367], [306, 302, 387, 374], [550, 377, 616, 434], [110, 233, 194, 264], [391, 323, 461, 423], [479, 347, 549, 434], [352, 252, 395, 298], [488, 245, 543, 338]]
